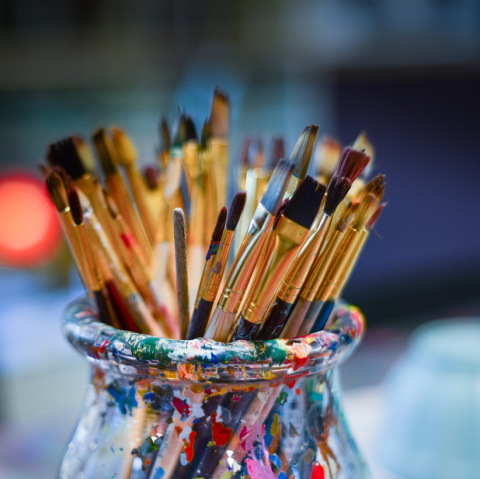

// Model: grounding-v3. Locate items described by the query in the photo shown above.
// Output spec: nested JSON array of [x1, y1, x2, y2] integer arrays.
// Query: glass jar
[[60, 297, 369, 479]]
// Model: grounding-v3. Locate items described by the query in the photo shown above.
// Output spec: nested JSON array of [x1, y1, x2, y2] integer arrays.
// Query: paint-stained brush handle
[[256, 298, 295, 340], [186, 298, 214, 340], [229, 315, 261, 341]]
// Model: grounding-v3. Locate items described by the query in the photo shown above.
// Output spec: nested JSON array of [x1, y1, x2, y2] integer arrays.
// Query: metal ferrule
[[277, 214, 331, 304], [218, 203, 274, 314], [242, 216, 309, 324], [316, 228, 360, 302], [300, 228, 343, 303], [203, 230, 234, 302]]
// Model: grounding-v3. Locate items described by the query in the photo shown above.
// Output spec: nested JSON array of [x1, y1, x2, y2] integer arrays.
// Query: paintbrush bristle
[[272, 198, 290, 230], [266, 136, 285, 170], [324, 177, 352, 216], [260, 158, 295, 215], [362, 174, 386, 198], [172, 113, 188, 148], [92, 128, 119, 177], [67, 187, 84, 226], [283, 175, 325, 229], [46, 171, 68, 212], [71, 135, 96, 175], [366, 202, 386, 230], [160, 117, 170, 152], [290, 125, 319, 180], [143, 166, 159, 190], [200, 119, 211, 151], [353, 131, 375, 178], [212, 206, 228, 244], [352, 193, 379, 230], [38, 162, 49, 178], [185, 115, 198, 143], [336, 203, 357, 233], [48, 137, 87, 181], [210, 88, 229, 138], [335, 147, 371, 183], [226, 192, 247, 231], [110, 127, 137, 168]]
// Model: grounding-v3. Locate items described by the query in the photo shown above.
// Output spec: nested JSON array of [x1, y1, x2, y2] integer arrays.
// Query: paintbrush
[[230, 175, 324, 341], [256, 181, 327, 340], [280, 147, 371, 338], [158, 116, 170, 172], [265, 136, 285, 170], [67, 186, 118, 328], [209, 88, 229, 213], [283, 125, 319, 198], [191, 207, 227, 313], [348, 131, 375, 199], [302, 192, 380, 336], [204, 158, 294, 342], [181, 115, 199, 196], [92, 128, 153, 265], [189, 192, 246, 340], [110, 126, 158, 248], [173, 208, 190, 339], [74, 187, 167, 337], [46, 171, 89, 289], [102, 189, 178, 338], [143, 165, 164, 223], [313, 201, 387, 332]]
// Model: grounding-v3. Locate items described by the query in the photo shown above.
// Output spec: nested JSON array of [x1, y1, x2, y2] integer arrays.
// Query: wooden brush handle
[[186, 298, 213, 340]]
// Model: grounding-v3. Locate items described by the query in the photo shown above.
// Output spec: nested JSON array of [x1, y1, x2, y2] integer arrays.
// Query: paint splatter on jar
[[59, 297, 369, 479]]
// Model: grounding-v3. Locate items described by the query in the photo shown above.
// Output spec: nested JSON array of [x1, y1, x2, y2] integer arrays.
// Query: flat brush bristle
[[92, 128, 118, 177], [336, 203, 357, 233], [367, 202, 386, 230], [212, 207, 228, 244], [261, 158, 295, 215], [67, 188, 84, 226], [210, 88, 229, 138], [353, 193, 379, 230], [143, 166, 159, 190], [363, 174, 386, 197], [283, 175, 325, 229], [324, 177, 352, 216], [71, 135, 96, 175], [48, 137, 87, 181], [226, 192, 247, 231], [290, 125, 319, 180], [46, 171, 68, 211], [336, 147, 371, 183], [110, 127, 137, 167]]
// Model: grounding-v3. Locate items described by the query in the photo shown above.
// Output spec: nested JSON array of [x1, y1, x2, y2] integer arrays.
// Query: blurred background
[[0, 1, 479, 478]]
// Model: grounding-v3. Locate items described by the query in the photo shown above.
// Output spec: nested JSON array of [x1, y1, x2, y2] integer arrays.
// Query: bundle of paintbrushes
[[43, 90, 385, 346]]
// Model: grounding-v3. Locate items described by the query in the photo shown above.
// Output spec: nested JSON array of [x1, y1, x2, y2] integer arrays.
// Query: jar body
[[60, 298, 369, 479], [60, 365, 368, 479]]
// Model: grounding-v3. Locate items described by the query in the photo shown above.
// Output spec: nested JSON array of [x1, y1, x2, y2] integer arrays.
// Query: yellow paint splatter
[[271, 413, 280, 437]]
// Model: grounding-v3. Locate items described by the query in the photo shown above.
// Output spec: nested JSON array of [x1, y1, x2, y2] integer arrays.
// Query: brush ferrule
[[219, 203, 274, 313], [277, 215, 330, 304], [242, 216, 309, 325]]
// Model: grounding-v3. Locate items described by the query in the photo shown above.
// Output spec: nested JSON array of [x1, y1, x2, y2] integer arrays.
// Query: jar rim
[[63, 297, 365, 381]]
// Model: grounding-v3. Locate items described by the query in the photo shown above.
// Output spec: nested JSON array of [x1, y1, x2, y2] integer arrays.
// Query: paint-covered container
[[60, 297, 369, 479]]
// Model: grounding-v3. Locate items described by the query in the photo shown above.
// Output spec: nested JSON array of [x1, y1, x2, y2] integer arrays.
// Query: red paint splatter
[[172, 397, 191, 418], [311, 462, 325, 479], [182, 430, 197, 463], [232, 395, 240, 402], [145, 460, 150, 466], [295, 388, 301, 396], [120, 233, 138, 249], [99, 340, 109, 354], [285, 380, 297, 389], [175, 426, 182, 436], [293, 353, 309, 370], [211, 412, 233, 446]]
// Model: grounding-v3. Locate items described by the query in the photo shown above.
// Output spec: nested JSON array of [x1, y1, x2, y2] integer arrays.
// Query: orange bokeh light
[[0, 172, 62, 268]]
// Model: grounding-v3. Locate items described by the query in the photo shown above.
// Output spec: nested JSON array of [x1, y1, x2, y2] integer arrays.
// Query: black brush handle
[[93, 290, 114, 326], [256, 297, 295, 340], [229, 315, 261, 341], [186, 298, 213, 339]]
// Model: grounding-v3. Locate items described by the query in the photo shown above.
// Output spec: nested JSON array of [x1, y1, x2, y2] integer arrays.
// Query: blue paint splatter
[[107, 384, 138, 414], [152, 467, 165, 479], [278, 472, 287, 479]]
